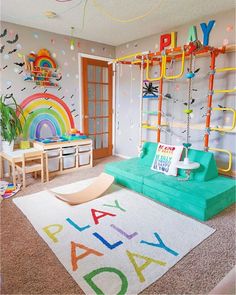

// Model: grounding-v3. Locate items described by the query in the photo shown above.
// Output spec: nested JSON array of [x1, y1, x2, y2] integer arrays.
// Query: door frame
[[78, 53, 116, 155]]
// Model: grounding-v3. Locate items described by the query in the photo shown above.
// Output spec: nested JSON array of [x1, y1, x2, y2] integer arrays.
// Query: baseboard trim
[[113, 153, 131, 159], [219, 170, 236, 178]]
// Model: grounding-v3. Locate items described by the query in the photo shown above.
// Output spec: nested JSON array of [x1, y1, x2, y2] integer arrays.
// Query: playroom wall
[[114, 10, 236, 174], [0, 21, 115, 147]]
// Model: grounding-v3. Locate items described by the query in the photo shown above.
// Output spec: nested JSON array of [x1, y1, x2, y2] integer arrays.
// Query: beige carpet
[[1, 156, 235, 295]]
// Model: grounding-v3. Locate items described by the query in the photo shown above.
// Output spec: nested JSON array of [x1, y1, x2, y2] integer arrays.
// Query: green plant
[[0, 95, 25, 143]]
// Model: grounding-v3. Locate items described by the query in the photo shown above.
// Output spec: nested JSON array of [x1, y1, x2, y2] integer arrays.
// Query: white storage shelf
[[33, 139, 93, 176]]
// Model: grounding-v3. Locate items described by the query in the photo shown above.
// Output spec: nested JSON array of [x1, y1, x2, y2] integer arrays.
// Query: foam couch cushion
[[105, 157, 156, 193], [143, 173, 235, 208], [104, 142, 235, 220]]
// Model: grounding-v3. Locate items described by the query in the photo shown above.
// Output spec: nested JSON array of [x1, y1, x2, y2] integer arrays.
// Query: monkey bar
[[211, 108, 236, 132], [208, 147, 232, 173], [214, 88, 236, 93], [215, 67, 236, 72], [163, 49, 185, 79], [146, 59, 164, 81]]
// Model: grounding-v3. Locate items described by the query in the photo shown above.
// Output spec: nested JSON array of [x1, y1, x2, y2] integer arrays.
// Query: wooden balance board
[[50, 173, 114, 205]]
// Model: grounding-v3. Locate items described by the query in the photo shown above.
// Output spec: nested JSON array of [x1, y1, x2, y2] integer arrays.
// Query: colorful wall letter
[[188, 25, 198, 43], [200, 20, 215, 46]]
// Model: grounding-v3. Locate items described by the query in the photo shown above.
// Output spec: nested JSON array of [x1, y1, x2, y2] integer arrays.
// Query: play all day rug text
[[13, 178, 215, 294]]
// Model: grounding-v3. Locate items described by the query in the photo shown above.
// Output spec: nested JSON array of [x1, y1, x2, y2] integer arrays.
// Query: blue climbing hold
[[185, 72, 195, 79]]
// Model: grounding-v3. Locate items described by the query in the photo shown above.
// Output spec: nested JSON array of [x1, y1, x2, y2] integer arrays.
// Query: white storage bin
[[48, 158, 60, 172], [78, 145, 91, 152], [62, 146, 76, 155], [47, 149, 60, 158], [63, 155, 76, 169], [79, 152, 90, 166]]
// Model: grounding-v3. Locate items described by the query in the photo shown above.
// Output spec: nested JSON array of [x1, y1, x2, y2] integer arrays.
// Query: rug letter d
[[84, 267, 128, 295]]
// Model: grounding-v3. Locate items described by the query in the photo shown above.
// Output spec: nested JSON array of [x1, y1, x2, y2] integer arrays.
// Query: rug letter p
[[43, 224, 63, 243], [84, 267, 128, 295]]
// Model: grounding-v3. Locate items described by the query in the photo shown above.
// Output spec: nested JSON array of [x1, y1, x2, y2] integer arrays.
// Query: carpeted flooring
[[1, 156, 236, 295]]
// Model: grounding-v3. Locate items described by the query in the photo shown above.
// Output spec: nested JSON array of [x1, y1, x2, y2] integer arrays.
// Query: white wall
[[0, 21, 115, 136]]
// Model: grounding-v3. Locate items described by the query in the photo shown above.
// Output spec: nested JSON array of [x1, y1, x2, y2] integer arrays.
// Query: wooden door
[[82, 58, 113, 159]]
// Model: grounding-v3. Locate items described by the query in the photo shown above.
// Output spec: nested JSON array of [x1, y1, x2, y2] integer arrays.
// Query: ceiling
[[1, 0, 235, 46]]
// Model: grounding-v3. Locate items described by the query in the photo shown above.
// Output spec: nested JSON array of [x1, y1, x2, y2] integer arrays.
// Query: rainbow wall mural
[[34, 55, 57, 68], [18, 93, 75, 139]]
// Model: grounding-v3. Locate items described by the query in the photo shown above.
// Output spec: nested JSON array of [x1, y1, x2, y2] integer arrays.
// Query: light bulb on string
[[70, 26, 75, 51], [70, 39, 75, 51]]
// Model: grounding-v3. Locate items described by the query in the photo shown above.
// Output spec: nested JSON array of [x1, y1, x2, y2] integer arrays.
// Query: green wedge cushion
[[178, 148, 218, 181]]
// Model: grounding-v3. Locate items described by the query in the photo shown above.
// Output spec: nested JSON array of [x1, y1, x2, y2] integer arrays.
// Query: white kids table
[[0, 148, 39, 186]]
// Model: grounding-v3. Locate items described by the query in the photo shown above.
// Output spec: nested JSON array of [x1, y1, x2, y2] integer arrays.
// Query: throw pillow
[[151, 143, 183, 176]]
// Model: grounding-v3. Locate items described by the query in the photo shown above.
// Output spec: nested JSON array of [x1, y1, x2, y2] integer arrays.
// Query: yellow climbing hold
[[184, 109, 193, 114]]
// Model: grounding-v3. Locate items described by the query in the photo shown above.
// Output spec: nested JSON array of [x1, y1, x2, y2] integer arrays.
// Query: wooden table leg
[[0, 155, 3, 179], [11, 161, 17, 187], [6, 160, 11, 177], [45, 153, 49, 182]]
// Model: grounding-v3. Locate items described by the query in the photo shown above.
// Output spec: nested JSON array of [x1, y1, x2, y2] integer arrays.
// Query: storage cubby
[[33, 139, 93, 176]]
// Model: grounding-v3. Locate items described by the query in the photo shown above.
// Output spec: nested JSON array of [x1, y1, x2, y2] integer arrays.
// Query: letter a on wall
[[188, 25, 198, 43]]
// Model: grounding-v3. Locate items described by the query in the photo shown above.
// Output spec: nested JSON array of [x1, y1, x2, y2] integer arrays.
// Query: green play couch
[[105, 142, 235, 221]]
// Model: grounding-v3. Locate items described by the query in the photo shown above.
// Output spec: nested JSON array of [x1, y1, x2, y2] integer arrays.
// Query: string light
[[70, 26, 75, 50], [92, 0, 162, 23]]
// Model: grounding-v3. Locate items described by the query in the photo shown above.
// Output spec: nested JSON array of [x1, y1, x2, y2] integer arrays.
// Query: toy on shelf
[[63, 128, 88, 141], [22, 49, 61, 88], [35, 136, 68, 144], [35, 130, 88, 144]]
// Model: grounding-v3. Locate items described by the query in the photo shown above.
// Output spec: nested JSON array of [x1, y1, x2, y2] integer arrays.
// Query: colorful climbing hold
[[183, 143, 192, 148], [184, 109, 193, 114], [185, 72, 195, 79]]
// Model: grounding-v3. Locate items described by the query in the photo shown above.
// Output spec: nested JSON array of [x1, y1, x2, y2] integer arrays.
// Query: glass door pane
[[83, 58, 112, 159]]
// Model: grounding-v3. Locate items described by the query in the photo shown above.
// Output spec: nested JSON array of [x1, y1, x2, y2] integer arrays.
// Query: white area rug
[[13, 178, 215, 295]]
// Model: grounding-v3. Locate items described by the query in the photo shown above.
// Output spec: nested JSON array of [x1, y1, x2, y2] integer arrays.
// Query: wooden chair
[[15, 151, 48, 188]]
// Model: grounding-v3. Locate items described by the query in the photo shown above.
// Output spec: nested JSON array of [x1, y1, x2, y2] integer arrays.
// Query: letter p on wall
[[160, 32, 177, 51]]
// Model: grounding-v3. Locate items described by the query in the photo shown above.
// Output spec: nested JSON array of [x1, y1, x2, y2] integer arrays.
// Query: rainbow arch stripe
[[35, 55, 57, 68], [18, 93, 75, 139]]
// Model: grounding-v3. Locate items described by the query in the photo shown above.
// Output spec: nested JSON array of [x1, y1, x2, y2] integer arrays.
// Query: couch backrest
[[140, 142, 218, 181], [139, 142, 158, 167]]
